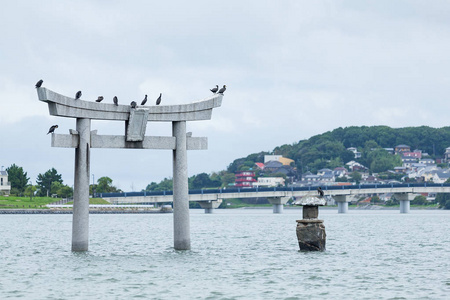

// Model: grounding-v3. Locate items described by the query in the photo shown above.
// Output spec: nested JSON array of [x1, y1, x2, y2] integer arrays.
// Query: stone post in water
[[294, 195, 327, 251]]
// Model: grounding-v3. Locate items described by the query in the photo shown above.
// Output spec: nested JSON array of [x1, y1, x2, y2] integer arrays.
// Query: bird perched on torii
[[156, 93, 162, 105], [218, 85, 226, 94], [47, 125, 58, 134], [35, 79, 43, 88], [141, 95, 147, 105], [210, 85, 219, 94]]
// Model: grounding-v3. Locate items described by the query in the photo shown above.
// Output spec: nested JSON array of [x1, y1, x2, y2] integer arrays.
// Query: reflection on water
[[1, 209, 449, 299]]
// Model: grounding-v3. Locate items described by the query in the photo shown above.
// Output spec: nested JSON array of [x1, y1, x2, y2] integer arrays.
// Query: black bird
[[47, 125, 58, 134], [35, 79, 43, 88], [95, 96, 104, 102], [317, 187, 324, 197], [141, 95, 147, 105], [130, 101, 137, 108], [210, 85, 219, 93], [156, 93, 162, 105], [75, 91, 82, 100], [113, 96, 118, 106], [218, 85, 226, 94]]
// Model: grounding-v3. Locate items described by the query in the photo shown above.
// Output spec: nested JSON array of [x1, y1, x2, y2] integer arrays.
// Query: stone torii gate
[[37, 87, 222, 251]]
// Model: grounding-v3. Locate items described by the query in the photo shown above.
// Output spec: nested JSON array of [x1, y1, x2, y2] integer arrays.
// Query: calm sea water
[[1, 209, 449, 299]]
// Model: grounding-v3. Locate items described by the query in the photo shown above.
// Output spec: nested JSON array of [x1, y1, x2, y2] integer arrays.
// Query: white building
[[0, 170, 11, 195], [253, 177, 285, 187], [347, 147, 361, 159], [264, 155, 283, 163]]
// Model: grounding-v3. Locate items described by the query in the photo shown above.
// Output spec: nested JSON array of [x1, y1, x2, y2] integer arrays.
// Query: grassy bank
[[0, 196, 110, 209], [0, 196, 56, 209]]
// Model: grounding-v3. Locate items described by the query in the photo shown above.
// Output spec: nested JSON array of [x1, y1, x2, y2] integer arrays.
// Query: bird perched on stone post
[[317, 187, 324, 197]]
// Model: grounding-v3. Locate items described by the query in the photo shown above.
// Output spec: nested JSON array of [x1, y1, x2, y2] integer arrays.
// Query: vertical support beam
[[72, 118, 91, 251], [267, 197, 289, 214], [395, 193, 412, 214], [400, 200, 410, 213], [172, 121, 190, 250], [198, 200, 222, 214], [273, 204, 283, 213], [334, 195, 349, 213]]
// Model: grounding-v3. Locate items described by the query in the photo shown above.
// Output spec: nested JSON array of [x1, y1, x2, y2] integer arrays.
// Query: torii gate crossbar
[[37, 87, 222, 251]]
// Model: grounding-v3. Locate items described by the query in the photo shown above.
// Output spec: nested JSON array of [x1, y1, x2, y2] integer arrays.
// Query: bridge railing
[[98, 182, 450, 198]]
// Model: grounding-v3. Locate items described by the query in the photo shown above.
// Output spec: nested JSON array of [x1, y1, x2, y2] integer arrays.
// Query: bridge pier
[[198, 200, 222, 213], [267, 197, 289, 213], [394, 193, 414, 213], [333, 195, 349, 213]]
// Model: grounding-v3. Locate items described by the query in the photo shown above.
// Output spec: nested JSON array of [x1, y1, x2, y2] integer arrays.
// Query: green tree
[[435, 179, 450, 209], [50, 181, 73, 198], [24, 185, 37, 200], [5, 164, 29, 195], [191, 173, 213, 189], [144, 178, 173, 192], [58, 185, 73, 198], [36, 168, 63, 197], [445, 200, 450, 209], [96, 176, 120, 193], [221, 173, 236, 187], [349, 171, 362, 184], [412, 195, 427, 205]]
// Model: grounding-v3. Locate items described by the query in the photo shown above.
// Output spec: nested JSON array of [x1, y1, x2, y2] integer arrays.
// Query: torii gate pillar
[[72, 118, 91, 251], [172, 121, 190, 250]]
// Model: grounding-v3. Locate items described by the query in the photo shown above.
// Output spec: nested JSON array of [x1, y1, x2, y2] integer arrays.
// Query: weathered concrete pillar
[[198, 199, 222, 213], [172, 121, 190, 250], [334, 195, 349, 213], [267, 197, 289, 214], [395, 193, 413, 213], [72, 118, 91, 251], [294, 196, 327, 251], [400, 200, 410, 213]]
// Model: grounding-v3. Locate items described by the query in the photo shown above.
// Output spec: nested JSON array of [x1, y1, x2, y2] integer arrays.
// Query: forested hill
[[227, 125, 450, 174]]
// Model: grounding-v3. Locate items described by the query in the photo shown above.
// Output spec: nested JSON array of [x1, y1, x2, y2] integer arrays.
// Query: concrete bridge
[[100, 182, 450, 214]]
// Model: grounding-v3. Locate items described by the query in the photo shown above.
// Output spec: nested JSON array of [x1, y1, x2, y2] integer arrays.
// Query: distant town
[[234, 144, 450, 205]]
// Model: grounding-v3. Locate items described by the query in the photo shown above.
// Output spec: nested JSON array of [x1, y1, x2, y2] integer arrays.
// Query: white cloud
[[1, 0, 450, 190]]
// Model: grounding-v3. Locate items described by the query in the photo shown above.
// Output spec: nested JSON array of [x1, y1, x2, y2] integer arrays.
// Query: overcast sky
[[1, 1, 450, 191]]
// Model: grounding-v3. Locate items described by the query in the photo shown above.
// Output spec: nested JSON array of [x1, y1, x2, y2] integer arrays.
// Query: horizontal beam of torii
[[37, 87, 222, 121]]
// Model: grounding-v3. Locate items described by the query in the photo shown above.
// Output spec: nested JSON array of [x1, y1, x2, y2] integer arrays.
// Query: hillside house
[[445, 147, 450, 162], [347, 147, 361, 159], [333, 167, 348, 178], [346, 161, 368, 172], [402, 150, 422, 159], [235, 171, 257, 188], [395, 145, 411, 154], [419, 158, 435, 165], [253, 177, 285, 187], [402, 156, 418, 168], [427, 170, 450, 183]]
